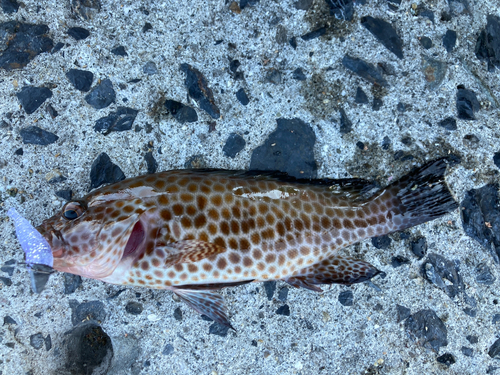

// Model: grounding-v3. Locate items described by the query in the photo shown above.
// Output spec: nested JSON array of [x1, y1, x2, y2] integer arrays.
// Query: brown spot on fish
[[203, 263, 213, 272], [194, 214, 207, 228], [160, 209, 172, 221], [208, 223, 218, 235], [141, 262, 149, 271], [181, 193, 194, 203], [229, 253, 241, 264], [220, 221, 230, 235], [181, 217, 192, 228], [197, 195, 207, 210], [211, 195, 222, 206], [217, 257, 228, 270], [208, 209, 219, 221], [180, 273, 188, 281], [239, 238, 250, 252], [252, 248, 263, 260], [265, 253, 276, 263], [231, 206, 241, 218], [213, 237, 226, 248], [213, 183, 225, 192], [228, 237, 238, 250], [174, 264, 183, 272], [187, 183, 198, 193], [172, 204, 183, 216], [188, 264, 198, 272], [257, 262, 265, 271]]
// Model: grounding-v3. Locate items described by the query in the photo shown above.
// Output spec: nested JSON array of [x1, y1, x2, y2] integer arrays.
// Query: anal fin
[[284, 255, 380, 292], [173, 288, 233, 329]]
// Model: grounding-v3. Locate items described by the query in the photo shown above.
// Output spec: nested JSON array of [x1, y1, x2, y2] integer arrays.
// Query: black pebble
[[381, 136, 391, 150], [89, 152, 125, 190], [396, 304, 411, 322], [461, 346, 473, 357], [419, 36, 433, 49], [209, 322, 230, 337], [438, 117, 457, 130], [391, 256, 410, 267], [249, 118, 317, 178], [65, 321, 113, 374], [85, 79, 116, 109], [422, 253, 462, 298], [16, 86, 53, 114], [223, 133, 246, 158], [162, 344, 174, 355], [397, 102, 408, 113], [405, 309, 448, 351], [301, 27, 326, 41], [1, 265, 14, 276], [240, 0, 260, 9], [460, 184, 500, 263], [236, 88, 250, 105], [493, 151, 500, 169], [410, 237, 427, 259], [467, 335, 478, 344], [475, 15, 500, 71], [111, 46, 127, 56], [14, 148, 23, 155], [0, 22, 53, 71], [44, 334, 52, 351], [266, 69, 282, 84], [251, 339, 258, 346], [493, 314, 500, 324], [52, 42, 64, 54], [326, 0, 354, 21], [292, 68, 306, 81], [436, 353, 455, 366], [144, 151, 158, 174], [443, 30, 457, 53], [66, 69, 94, 92], [361, 16, 404, 59], [4, 315, 17, 325], [476, 263, 496, 285], [180, 63, 220, 119], [294, 0, 313, 10], [278, 287, 288, 302], [372, 98, 383, 111], [64, 273, 82, 294], [289, 36, 297, 49], [56, 189, 73, 201], [356, 141, 365, 150], [372, 235, 391, 249], [264, 280, 276, 300], [339, 108, 352, 134], [20, 126, 58, 145], [30, 333, 44, 350], [355, 87, 368, 104], [422, 56, 447, 90], [488, 342, 500, 361], [276, 304, 290, 316], [71, 300, 106, 326], [125, 301, 143, 315], [342, 55, 388, 87], [46, 103, 58, 118], [67, 27, 90, 40], [173, 307, 182, 321], [143, 61, 157, 75], [94, 107, 139, 134], [1, 0, 19, 13], [338, 290, 354, 306], [143, 22, 152, 32], [164, 100, 198, 123], [456, 87, 480, 120]]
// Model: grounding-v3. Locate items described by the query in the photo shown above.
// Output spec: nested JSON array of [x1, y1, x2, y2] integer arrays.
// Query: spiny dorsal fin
[[162, 240, 226, 266], [173, 288, 234, 329]]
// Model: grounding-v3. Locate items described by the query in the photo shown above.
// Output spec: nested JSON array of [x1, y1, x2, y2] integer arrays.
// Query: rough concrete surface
[[1, 0, 500, 374]]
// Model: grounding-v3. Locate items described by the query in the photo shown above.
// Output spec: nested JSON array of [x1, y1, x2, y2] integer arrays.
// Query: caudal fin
[[385, 158, 458, 232]]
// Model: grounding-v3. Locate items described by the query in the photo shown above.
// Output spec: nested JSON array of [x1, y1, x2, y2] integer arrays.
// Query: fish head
[[36, 196, 146, 279]]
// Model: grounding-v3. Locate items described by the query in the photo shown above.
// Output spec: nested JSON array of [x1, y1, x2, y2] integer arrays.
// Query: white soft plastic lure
[[7, 207, 53, 267]]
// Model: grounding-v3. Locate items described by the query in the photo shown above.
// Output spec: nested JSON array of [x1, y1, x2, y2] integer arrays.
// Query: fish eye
[[62, 202, 85, 220]]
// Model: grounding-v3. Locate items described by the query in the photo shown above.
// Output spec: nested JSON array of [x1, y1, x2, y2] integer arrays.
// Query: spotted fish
[[35, 158, 457, 328]]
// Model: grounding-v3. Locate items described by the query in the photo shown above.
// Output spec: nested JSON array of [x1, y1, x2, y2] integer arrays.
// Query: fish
[[35, 158, 458, 328]]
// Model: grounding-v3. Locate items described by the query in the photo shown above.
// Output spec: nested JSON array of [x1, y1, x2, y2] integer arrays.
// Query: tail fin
[[384, 158, 458, 232]]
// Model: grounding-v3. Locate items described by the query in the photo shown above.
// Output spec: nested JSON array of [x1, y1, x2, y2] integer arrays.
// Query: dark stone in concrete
[[94, 107, 139, 134], [1, 0, 19, 13], [419, 36, 433, 49], [410, 237, 427, 259], [85, 79, 116, 109], [236, 88, 250, 105], [338, 290, 354, 306], [422, 253, 463, 298], [301, 27, 326, 41], [223, 133, 246, 158], [180, 63, 220, 119], [475, 15, 500, 71], [355, 86, 368, 104], [264, 281, 276, 300], [209, 322, 230, 336], [89, 152, 125, 190], [276, 304, 290, 316], [372, 235, 391, 249], [342, 55, 389, 87], [145, 151, 158, 174], [438, 117, 457, 130], [125, 301, 143, 315], [67, 27, 90, 40], [30, 333, 44, 349], [361, 16, 404, 59], [456, 87, 480, 120], [292, 67, 306, 81], [16, 86, 52, 114], [396, 304, 411, 322], [20, 126, 58, 145], [405, 309, 448, 351], [64, 273, 82, 294], [443, 30, 457, 52], [66, 69, 94, 92], [71, 301, 106, 326], [339, 108, 352, 134], [111, 46, 127, 56], [436, 353, 455, 366]]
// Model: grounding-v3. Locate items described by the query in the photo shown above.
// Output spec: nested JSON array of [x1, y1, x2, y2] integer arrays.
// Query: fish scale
[[36, 158, 458, 328]]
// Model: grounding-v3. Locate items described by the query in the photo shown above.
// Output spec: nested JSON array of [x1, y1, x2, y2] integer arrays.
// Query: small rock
[[94, 107, 139, 134], [229, 1, 241, 14], [397, 102, 409, 113], [66, 69, 94, 92], [461, 346, 473, 357], [419, 36, 433, 49], [294, 0, 313, 10], [111, 46, 127, 56], [0, 277, 12, 286], [422, 56, 447, 90], [438, 117, 457, 130], [89, 152, 125, 190], [266, 69, 282, 84], [235, 88, 250, 105], [405, 309, 448, 351], [46, 103, 58, 118], [240, 0, 260, 9], [475, 15, 500, 71], [342, 55, 388, 87], [64, 273, 82, 294], [85, 79, 116, 109], [14, 148, 23, 155], [339, 108, 353, 134], [71, 300, 106, 326], [422, 253, 463, 298], [278, 287, 288, 302], [1, 264, 14, 276], [476, 263, 496, 285], [142, 22, 152, 32], [456, 87, 480, 120], [301, 27, 326, 41], [184, 154, 206, 169], [71, 0, 101, 20], [180, 63, 220, 119], [20, 126, 58, 145], [30, 333, 44, 350], [494, 151, 500, 169], [292, 68, 306, 81], [44, 334, 52, 351], [1, 0, 19, 13], [372, 98, 383, 111], [143, 61, 158, 75], [494, 314, 500, 324], [289, 36, 297, 49], [67, 27, 90, 40], [249, 118, 317, 178], [361, 16, 403, 59], [125, 301, 143, 315], [467, 335, 478, 344], [410, 237, 427, 259], [16, 86, 53, 114], [46, 169, 67, 184], [338, 290, 354, 306], [372, 235, 391, 249], [396, 304, 411, 322], [326, 0, 354, 21], [164, 100, 198, 123], [391, 256, 410, 267], [276, 304, 290, 316], [436, 353, 455, 366], [52, 42, 65, 53], [443, 30, 457, 53], [264, 281, 276, 300], [173, 307, 182, 321], [489, 338, 500, 359], [56, 190, 73, 201], [355, 87, 368, 104], [223, 133, 246, 158], [4, 316, 17, 325], [209, 322, 230, 337], [144, 152, 158, 174], [162, 344, 174, 355]]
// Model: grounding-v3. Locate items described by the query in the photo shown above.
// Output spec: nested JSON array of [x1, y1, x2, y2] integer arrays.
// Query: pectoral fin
[[284, 255, 381, 292], [173, 288, 234, 329], [162, 240, 226, 266]]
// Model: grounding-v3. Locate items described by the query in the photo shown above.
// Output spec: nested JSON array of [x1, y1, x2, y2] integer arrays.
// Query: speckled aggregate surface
[[1, 0, 500, 374]]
